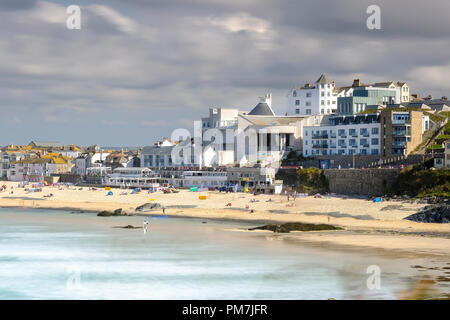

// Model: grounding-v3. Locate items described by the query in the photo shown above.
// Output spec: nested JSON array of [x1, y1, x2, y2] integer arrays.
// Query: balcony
[[330, 134, 337, 138], [312, 134, 328, 139], [312, 144, 328, 149], [392, 131, 410, 137], [392, 142, 406, 148], [350, 144, 358, 148], [360, 132, 369, 137], [392, 119, 411, 125], [329, 144, 337, 148], [338, 144, 347, 148]]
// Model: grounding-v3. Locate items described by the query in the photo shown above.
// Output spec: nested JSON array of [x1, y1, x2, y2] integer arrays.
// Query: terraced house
[[8, 154, 74, 182]]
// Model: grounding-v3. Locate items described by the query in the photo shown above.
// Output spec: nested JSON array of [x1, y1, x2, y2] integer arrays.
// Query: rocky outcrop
[[113, 225, 142, 229], [97, 208, 129, 217], [249, 222, 342, 233], [404, 205, 450, 223], [135, 203, 164, 212]]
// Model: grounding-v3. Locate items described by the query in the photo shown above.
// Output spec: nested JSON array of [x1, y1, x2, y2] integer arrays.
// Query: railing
[[392, 131, 410, 137], [392, 119, 411, 125], [312, 145, 328, 149], [312, 134, 328, 139], [392, 143, 406, 148]]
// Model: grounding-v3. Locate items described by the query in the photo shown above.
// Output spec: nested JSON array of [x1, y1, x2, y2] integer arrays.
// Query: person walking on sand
[[143, 219, 149, 234]]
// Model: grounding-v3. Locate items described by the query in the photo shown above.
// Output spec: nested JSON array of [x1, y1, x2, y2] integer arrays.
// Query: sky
[[0, 0, 449, 147]]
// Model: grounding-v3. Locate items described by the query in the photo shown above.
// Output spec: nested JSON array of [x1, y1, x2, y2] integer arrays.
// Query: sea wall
[[324, 168, 400, 196]]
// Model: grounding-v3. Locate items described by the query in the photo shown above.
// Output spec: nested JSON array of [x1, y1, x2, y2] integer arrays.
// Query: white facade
[[180, 171, 228, 188], [106, 167, 160, 189], [286, 74, 338, 116], [303, 114, 381, 157]]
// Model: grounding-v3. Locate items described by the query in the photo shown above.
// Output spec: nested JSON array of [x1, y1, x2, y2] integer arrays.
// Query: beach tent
[[190, 187, 198, 192], [131, 189, 141, 194], [107, 191, 114, 196], [373, 197, 381, 203]]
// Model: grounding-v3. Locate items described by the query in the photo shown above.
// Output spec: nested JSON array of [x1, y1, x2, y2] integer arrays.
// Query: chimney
[[352, 79, 361, 87], [425, 94, 433, 100], [441, 96, 447, 101], [264, 93, 272, 108], [411, 94, 418, 99]]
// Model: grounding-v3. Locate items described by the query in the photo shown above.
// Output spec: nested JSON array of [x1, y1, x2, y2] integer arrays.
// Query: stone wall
[[324, 168, 400, 196]]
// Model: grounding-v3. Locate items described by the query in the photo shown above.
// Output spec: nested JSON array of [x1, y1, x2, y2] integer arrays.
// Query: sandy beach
[[1, 181, 449, 257]]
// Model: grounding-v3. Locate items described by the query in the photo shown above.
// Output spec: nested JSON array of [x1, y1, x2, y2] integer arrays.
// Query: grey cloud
[[0, 0, 449, 146], [0, 0, 37, 11]]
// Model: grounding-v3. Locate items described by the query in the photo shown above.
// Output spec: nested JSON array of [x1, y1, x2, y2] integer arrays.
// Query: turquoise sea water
[[0, 208, 444, 300]]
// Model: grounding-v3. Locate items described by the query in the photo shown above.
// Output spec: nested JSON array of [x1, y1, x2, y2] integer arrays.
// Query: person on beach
[[143, 219, 149, 234]]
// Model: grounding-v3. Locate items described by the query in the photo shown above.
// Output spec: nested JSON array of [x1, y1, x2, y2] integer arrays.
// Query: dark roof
[[315, 74, 332, 84], [248, 102, 274, 116]]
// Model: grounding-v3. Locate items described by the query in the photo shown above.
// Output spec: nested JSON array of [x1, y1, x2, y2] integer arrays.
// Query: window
[[306, 101, 311, 106], [306, 92, 311, 98], [371, 138, 379, 145], [327, 100, 330, 105], [321, 92, 325, 97], [321, 109, 324, 114], [321, 84, 325, 88], [371, 127, 379, 134], [321, 100, 325, 106], [327, 92, 330, 97], [371, 149, 379, 155], [295, 100, 300, 105], [293, 90, 297, 97], [306, 109, 311, 115], [295, 109, 300, 114]]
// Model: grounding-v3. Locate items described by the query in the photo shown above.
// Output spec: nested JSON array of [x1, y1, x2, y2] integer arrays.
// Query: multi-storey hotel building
[[302, 114, 381, 157]]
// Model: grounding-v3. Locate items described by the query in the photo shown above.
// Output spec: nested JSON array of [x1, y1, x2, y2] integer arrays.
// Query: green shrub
[[295, 167, 329, 194], [387, 165, 450, 198]]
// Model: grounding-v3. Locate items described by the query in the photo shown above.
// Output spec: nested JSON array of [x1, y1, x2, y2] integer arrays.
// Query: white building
[[75, 152, 110, 176], [105, 167, 160, 189], [201, 107, 239, 167], [302, 114, 382, 157], [286, 74, 338, 116]]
